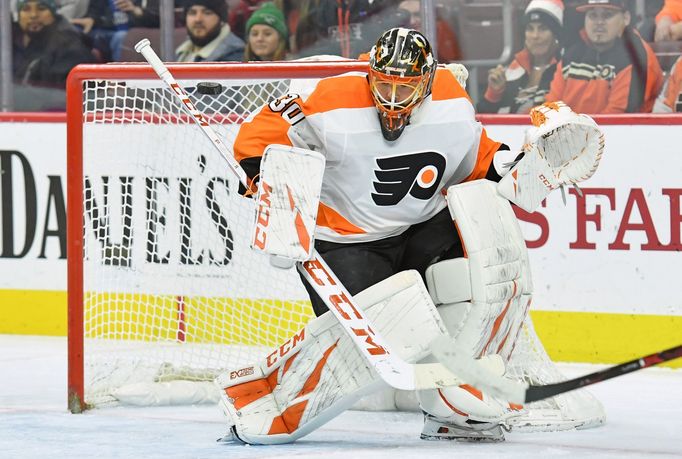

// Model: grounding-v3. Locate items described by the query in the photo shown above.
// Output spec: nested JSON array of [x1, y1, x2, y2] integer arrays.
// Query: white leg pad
[[419, 179, 533, 427], [432, 179, 533, 361], [216, 270, 447, 444]]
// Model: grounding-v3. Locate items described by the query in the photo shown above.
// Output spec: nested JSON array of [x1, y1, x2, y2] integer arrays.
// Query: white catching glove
[[497, 101, 605, 212], [526, 101, 604, 185]]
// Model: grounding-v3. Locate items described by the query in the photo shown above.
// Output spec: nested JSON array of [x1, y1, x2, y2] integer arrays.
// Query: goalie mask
[[368, 28, 436, 141]]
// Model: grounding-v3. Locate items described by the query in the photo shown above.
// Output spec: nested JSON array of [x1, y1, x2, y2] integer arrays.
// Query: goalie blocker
[[217, 180, 532, 444], [251, 145, 325, 262]]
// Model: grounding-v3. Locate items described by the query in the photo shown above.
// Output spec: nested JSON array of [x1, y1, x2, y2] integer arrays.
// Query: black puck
[[196, 82, 223, 95]]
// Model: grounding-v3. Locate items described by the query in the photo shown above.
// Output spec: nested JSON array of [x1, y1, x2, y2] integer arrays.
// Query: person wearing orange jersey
[[479, 0, 563, 114], [654, 0, 682, 42], [653, 55, 682, 112], [545, 0, 663, 113]]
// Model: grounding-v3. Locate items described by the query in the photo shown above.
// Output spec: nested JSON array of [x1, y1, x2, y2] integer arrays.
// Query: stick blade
[[430, 335, 528, 404]]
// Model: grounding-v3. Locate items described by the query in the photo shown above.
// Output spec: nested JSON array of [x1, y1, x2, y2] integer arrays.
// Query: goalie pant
[[216, 180, 533, 444]]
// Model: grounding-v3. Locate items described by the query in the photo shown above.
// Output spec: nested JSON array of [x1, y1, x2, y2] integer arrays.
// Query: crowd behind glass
[[5, 0, 682, 113]]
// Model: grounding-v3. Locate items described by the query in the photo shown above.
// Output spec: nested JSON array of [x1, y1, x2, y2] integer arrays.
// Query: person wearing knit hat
[[244, 2, 288, 61], [16, 0, 57, 37], [478, 0, 563, 113], [13, 0, 95, 91], [246, 2, 288, 40], [176, 0, 245, 62], [183, 0, 228, 23], [16, 0, 58, 17], [524, 0, 564, 39]]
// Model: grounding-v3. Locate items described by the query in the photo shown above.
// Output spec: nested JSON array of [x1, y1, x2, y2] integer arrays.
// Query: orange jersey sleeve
[[462, 127, 503, 182], [234, 73, 375, 170], [431, 66, 471, 102], [233, 96, 300, 166], [303, 74, 375, 112]]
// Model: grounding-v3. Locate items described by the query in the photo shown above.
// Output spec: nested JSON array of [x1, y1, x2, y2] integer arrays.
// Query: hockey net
[[66, 61, 604, 430]]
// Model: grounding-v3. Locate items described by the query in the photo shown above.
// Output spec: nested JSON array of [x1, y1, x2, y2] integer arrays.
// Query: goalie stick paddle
[[431, 336, 682, 404], [134, 39, 464, 392]]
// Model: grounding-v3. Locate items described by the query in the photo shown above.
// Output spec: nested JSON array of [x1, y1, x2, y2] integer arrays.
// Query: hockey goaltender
[[215, 27, 604, 444]]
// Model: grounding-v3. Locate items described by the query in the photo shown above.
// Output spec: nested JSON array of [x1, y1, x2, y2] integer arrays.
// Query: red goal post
[[66, 61, 604, 432]]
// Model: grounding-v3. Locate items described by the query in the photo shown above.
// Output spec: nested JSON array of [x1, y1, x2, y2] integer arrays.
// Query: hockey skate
[[420, 414, 507, 442]]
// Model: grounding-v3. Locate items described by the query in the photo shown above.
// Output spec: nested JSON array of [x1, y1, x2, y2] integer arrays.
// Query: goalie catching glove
[[497, 101, 604, 212]]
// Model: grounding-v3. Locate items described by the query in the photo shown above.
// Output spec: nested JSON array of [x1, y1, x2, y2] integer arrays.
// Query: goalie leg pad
[[418, 179, 532, 430], [216, 270, 448, 445], [435, 179, 533, 360]]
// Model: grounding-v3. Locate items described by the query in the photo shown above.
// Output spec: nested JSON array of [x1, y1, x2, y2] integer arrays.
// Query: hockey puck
[[196, 81, 223, 95]]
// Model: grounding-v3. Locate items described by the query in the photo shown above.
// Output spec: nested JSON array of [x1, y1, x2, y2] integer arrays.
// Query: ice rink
[[1, 334, 680, 459]]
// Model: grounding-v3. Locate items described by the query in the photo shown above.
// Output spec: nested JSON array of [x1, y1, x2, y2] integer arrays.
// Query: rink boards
[[0, 114, 680, 367]]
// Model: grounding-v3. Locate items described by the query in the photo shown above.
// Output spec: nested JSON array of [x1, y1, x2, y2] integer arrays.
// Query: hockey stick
[[432, 336, 682, 404], [134, 39, 465, 392]]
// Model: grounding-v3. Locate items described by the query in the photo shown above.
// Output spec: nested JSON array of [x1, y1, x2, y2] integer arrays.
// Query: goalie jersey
[[233, 67, 503, 243]]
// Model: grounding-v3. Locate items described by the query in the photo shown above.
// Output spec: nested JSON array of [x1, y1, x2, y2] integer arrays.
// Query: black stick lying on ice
[[432, 339, 682, 404], [524, 344, 682, 403]]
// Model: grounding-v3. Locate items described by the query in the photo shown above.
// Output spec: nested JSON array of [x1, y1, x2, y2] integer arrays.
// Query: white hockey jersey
[[234, 67, 503, 243]]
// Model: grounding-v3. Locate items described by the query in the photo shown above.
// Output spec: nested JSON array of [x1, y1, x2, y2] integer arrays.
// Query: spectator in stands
[[72, 0, 160, 61], [176, 0, 245, 61], [478, 0, 563, 114], [239, 3, 290, 113], [272, 0, 319, 54], [546, 0, 663, 113], [13, 0, 95, 88], [653, 56, 682, 111], [654, 0, 682, 42], [244, 2, 288, 60], [396, 0, 460, 62]]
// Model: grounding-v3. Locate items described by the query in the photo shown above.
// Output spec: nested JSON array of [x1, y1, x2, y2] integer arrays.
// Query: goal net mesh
[[73, 64, 604, 431]]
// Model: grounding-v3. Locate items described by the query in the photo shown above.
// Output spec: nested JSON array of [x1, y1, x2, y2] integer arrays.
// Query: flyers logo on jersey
[[371, 152, 446, 206]]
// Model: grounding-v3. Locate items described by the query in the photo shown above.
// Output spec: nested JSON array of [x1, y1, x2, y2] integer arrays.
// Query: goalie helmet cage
[[66, 61, 605, 431]]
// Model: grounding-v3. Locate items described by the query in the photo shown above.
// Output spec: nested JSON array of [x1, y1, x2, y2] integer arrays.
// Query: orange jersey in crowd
[[233, 68, 502, 243], [654, 56, 682, 112], [546, 29, 663, 113], [656, 0, 682, 23]]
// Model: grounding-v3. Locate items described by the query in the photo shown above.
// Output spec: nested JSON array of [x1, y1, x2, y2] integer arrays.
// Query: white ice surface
[[1, 335, 681, 459]]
